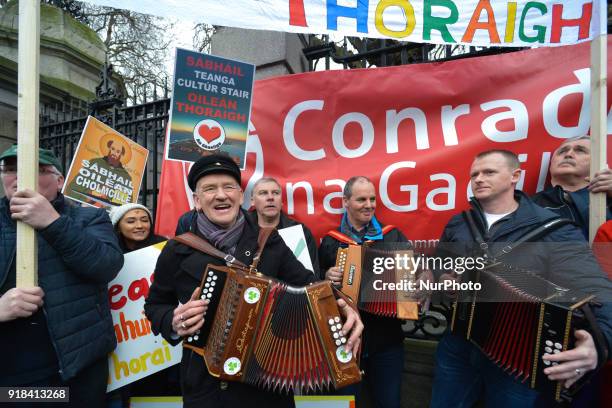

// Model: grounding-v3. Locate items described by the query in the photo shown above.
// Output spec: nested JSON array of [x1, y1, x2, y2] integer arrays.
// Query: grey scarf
[[196, 210, 245, 255]]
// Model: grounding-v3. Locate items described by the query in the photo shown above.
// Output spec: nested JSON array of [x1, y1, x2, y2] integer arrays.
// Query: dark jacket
[[175, 209, 197, 235], [246, 210, 320, 276], [532, 185, 612, 240], [144, 209, 317, 408], [436, 191, 612, 356], [118, 233, 166, 254], [319, 222, 408, 354], [0, 195, 123, 383]]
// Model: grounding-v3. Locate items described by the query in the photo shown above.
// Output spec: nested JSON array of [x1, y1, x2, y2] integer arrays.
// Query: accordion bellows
[[451, 262, 597, 402], [186, 265, 362, 393]]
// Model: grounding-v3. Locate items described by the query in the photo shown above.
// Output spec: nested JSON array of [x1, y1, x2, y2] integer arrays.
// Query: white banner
[[107, 242, 182, 392], [83, 0, 604, 47]]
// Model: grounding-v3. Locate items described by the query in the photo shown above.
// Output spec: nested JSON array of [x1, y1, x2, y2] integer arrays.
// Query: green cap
[[0, 144, 63, 173]]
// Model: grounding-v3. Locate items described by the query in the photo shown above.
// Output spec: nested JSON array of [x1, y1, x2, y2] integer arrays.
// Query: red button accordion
[[334, 243, 422, 320], [184, 264, 362, 393], [451, 262, 605, 402]]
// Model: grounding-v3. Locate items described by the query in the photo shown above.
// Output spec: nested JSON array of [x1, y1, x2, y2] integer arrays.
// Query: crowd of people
[[0, 136, 611, 408]]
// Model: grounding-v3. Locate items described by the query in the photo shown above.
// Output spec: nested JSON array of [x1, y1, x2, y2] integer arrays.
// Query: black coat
[[532, 185, 612, 240], [144, 210, 317, 407], [246, 210, 320, 276], [318, 222, 408, 354], [117, 232, 166, 254]]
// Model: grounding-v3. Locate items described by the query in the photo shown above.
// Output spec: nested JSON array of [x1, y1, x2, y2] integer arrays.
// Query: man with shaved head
[[431, 149, 612, 407]]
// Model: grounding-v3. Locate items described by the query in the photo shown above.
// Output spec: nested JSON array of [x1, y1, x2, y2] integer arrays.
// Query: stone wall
[[0, 1, 106, 196], [211, 27, 308, 80]]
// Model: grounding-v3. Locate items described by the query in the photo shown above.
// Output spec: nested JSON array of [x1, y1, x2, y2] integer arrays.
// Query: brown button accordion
[[334, 243, 421, 320], [450, 262, 605, 402], [184, 264, 362, 393]]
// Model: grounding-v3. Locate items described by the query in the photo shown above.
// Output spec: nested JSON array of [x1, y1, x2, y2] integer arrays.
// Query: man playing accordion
[[145, 155, 364, 408], [431, 149, 612, 407]]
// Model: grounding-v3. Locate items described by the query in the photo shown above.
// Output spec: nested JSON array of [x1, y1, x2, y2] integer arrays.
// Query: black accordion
[[451, 262, 606, 402], [335, 243, 422, 320], [184, 264, 362, 393]]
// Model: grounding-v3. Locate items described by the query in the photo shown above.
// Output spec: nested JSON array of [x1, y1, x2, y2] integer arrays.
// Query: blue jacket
[[436, 191, 612, 357], [0, 195, 123, 382]]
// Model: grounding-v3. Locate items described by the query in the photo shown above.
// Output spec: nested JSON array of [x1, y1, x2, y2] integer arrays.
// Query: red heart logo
[[198, 125, 221, 144]]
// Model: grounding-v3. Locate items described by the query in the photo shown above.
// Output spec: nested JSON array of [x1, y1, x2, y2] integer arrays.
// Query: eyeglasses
[[198, 183, 241, 196], [0, 165, 60, 176]]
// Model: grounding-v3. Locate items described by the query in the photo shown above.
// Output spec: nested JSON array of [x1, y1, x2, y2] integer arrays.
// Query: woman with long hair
[[110, 203, 165, 253]]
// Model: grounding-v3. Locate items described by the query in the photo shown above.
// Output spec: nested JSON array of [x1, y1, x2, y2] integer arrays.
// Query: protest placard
[[107, 242, 182, 392], [63, 116, 148, 209], [278, 224, 315, 273], [166, 48, 254, 168]]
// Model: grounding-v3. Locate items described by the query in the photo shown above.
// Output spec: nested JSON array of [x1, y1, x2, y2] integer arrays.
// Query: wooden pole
[[16, 0, 40, 287], [589, 1, 607, 244]]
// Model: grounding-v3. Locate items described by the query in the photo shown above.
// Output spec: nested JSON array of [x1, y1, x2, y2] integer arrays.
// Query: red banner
[[157, 38, 612, 246]]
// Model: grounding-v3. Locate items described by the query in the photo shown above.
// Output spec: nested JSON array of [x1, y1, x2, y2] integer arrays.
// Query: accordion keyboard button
[[543, 359, 551, 366], [545, 340, 553, 347], [334, 316, 340, 323], [331, 326, 337, 332], [335, 340, 342, 346], [545, 347, 552, 353], [341, 338, 347, 344], [554, 343, 562, 350], [333, 333, 339, 339], [336, 323, 342, 330], [553, 349, 560, 354], [328, 319, 335, 325]]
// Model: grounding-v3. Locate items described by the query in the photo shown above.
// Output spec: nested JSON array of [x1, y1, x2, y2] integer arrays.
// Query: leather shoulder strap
[[493, 218, 574, 258], [173, 232, 248, 268], [326, 230, 358, 245], [381, 225, 396, 235], [250, 227, 274, 271], [326, 226, 394, 245], [183, 343, 205, 357], [462, 210, 490, 258]]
